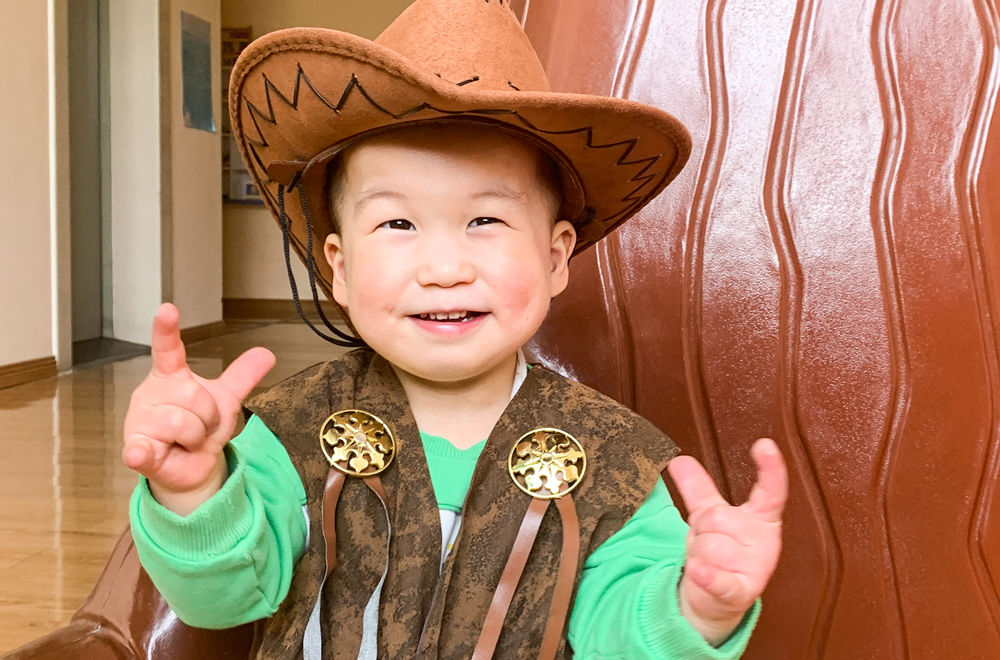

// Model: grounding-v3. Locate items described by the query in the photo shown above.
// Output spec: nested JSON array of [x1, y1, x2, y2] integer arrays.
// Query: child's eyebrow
[[469, 185, 526, 204], [354, 188, 406, 214], [353, 185, 526, 214]]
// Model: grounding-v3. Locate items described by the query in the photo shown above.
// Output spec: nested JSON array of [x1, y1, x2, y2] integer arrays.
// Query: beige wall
[[0, 2, 55, 366], [169, 0, 224, 329], [223, 206, 312, 299], [220, 0, 415, 301]]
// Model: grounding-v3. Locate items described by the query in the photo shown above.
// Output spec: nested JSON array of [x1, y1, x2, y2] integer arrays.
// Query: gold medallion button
[[508, 428, 586, 499], [320, 409, 395, 476]]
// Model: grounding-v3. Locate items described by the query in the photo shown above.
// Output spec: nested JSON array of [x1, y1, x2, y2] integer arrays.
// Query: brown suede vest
[[245, 349, 678, 660]]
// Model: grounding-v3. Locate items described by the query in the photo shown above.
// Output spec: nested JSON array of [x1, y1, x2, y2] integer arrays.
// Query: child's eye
[[379, 219, 415, 231], [469, 217, 504, 228]]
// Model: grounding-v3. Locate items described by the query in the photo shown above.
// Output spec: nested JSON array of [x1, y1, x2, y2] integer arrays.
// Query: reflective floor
[[0, 321, 345, 653]]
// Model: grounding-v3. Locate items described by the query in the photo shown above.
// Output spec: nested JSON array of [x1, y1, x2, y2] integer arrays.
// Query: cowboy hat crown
[[374, 0, 552, 93]]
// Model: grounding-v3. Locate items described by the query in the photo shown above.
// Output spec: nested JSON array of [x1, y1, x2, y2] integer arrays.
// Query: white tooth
[[420, 313, 428, 319], [448, 311, 461, 319], [434, 313, 446, 320]]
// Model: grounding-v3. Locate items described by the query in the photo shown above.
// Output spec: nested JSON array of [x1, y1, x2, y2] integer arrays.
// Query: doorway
[[68, 0, 147, 366]]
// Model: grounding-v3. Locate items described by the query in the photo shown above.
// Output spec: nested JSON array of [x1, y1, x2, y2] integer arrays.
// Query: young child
[[122, 1, 786, 658]]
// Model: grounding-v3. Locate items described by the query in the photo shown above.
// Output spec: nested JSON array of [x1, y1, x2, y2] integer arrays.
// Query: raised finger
[[745, 438, 788, 523], [150, 303, 189, 378], [667, 455, 729, 517], [217, 347, 276, 402]]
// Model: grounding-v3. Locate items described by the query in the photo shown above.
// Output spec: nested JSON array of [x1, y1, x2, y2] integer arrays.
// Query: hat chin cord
[[276, 184, 367, 348]]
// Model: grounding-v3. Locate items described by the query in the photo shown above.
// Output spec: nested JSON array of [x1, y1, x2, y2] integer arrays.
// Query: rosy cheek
[[345, 242, 408, 321], [489, 258, 548, 321], [504, 278, 536, 310]]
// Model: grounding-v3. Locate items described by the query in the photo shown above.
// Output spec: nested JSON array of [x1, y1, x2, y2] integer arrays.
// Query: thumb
[[216, 347, 276, 402], [745, 438, 788, 523]]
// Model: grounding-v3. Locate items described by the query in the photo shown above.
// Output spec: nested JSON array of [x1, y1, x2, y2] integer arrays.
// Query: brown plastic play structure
[[7, 0, 1000, 657]]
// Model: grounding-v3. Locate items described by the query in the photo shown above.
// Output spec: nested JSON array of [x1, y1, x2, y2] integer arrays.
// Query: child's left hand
[[666, 438, 788, 647]]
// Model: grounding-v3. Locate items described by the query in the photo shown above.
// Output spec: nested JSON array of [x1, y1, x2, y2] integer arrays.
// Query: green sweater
[[130, 415, 759, 659]]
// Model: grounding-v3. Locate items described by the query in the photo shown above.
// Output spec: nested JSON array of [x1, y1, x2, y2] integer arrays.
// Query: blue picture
[[181, 11, 214, 132]]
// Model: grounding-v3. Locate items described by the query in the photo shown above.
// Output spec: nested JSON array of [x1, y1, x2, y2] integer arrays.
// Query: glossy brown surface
[[519, 0, 1000, 657], [3, 530, 255, 660]]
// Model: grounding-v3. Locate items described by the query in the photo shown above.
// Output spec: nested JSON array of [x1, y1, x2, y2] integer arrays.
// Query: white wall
[[51, 0, 72, 369], [220, 0, 415, 301], [0, 2, 55, 366], [108, 0, 164, 344], [170, 0, 224, 329]]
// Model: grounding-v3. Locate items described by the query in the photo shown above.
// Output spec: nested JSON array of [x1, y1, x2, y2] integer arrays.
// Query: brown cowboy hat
[[229, 0, 690, 342]]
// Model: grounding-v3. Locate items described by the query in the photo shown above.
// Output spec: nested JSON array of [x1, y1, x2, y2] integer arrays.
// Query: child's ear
[[548, 220, 576, 297], [324, 234, 350, 309]]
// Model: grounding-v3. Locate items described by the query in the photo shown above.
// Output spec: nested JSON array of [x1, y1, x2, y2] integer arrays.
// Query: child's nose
[[414, 233, 476, 287]]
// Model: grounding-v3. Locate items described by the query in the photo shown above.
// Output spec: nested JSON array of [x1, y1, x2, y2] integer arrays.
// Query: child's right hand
[[122, 303, 276, 516]]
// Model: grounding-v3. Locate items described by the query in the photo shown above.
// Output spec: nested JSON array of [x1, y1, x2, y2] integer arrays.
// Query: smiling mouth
[[414, 311, 485, 323]]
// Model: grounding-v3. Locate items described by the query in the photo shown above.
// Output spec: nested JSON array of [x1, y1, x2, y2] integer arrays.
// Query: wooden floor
[[0, 321, 346, 654]]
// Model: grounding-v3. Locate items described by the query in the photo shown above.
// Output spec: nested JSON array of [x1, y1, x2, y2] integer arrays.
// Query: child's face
[[324, 125, 576, 384]]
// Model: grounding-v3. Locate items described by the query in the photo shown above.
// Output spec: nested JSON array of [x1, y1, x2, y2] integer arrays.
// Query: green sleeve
[[129, 415, 308, 629], [568, 478, 761, 659]]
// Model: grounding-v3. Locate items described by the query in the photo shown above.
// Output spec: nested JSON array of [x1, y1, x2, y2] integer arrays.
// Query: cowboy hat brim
[[230, 27, 692, 301]]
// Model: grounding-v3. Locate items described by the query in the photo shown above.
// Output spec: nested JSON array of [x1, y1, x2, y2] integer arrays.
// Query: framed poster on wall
[[181, 12, 215, 133]]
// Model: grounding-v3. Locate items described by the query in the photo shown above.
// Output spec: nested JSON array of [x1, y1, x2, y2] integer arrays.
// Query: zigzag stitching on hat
[[508, 117, 669, 217], [507, 114, 668, 214], [241, 65, 677, 221], [245, 68, 327, 144], [243, 68, 357, 173], [241, 74, 302, 174]]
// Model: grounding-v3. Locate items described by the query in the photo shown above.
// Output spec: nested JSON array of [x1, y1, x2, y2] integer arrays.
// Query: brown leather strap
[[364, 475, 388, 504], [537, 495, 581, 660], [322, 469, 346, 578], [322, 472, 388, 580], [471, 497, 550, 660]]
